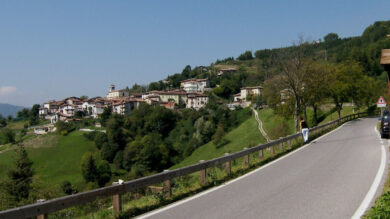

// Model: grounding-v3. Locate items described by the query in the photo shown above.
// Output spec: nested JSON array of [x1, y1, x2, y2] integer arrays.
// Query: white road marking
[[137, 122, 350, 219], [351, 127, 386, 219]]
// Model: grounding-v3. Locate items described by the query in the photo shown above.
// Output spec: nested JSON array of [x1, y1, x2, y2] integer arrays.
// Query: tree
[[96, 160, 111, 187], [4, 146, 34, 203], [237, 51, 254, 60], [99, 107, 112, 127], [81, 153, 98, 183], [0, 127, 15, 144], [113, 151, 123, 169], [0, 115, 7, 128], [29, 104, 40, 126], [329, 61, 365, 118], [94, 132, 108, 149], [181, 65, 192, 78], [324, 33, 339, 43], [212, 123, 225, 146], [273, 36, 311, 132], [303, 61, 333, 125], [100, 142, 119, 163]]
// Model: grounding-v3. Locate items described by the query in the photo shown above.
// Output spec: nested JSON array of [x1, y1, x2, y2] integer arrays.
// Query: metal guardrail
[[0, 112, 371, 219]]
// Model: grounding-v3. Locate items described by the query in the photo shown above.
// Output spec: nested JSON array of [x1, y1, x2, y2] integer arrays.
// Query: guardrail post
[[258, 149, 263, 159], [199, 160, 207, 186], [224, 153, 231, 175], [270, 145, 274, 155], [287, 139, 291, 149], [243, 148, 249, 168], [279, 138, 283, 151], [163, 170, 171, 198], [36, 199, 48, 219], [112, 181, 123, 214]]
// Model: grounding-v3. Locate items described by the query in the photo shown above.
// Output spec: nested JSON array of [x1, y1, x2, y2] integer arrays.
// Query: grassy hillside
[[0, 131, 97, 189], [171, 115, 266, 169], [172, 105, 365, 169]]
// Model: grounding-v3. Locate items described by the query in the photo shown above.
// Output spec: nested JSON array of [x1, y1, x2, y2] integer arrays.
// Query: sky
[[1, 0, 390, 107]]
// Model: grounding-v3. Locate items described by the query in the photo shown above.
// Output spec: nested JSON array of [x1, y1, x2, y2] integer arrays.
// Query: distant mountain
[[0, 103, 24, 118]]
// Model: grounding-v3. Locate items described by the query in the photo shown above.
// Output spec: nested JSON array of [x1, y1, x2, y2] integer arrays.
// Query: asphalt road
[[138, 118, 386, 219]]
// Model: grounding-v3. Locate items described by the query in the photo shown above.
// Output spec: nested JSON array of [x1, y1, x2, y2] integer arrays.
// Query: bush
[[96, 160, 112, 187], [94, 132, 108, 150], [83, 131, 97, 141], [0, 128, 15, 145], [61, 181, 77, 195], [55, 121, 75, 135]]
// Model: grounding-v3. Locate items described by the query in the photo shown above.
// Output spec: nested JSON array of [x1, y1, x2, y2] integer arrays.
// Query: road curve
[[138, 118, 386, 219]]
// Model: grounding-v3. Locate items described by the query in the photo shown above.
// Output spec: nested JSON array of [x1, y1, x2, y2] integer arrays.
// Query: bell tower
[[110, 84, 115, 92]]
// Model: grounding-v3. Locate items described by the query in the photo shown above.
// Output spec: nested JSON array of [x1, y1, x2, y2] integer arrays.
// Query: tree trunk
[[336, 104, 342, 119], [294, 98, 298, 133], [313, 104, 318, 126]]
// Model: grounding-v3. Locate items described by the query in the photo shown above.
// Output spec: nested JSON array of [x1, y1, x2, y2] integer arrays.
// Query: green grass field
[[171, 116, 266, 169], [0, 131, 97, 189], [5, 120, 26, 131], [172, 105, 365, 170]]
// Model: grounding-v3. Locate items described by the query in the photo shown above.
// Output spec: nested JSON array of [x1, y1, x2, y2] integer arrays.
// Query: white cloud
[[0, 86, 17, 97]]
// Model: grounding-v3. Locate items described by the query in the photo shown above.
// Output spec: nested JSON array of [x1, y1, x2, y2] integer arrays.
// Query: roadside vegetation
[[364, 123, 390, 218]]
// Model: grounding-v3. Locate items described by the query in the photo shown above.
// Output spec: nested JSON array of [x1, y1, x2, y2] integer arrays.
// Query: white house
[[180, 79, 210, 93], [60, 104, 77, 117], [112, 100, 132, 116], [39, 107, 48, 118], [92, 105, 105, 118], [234, 86, 263, 102], [106, 84, 129, 99]]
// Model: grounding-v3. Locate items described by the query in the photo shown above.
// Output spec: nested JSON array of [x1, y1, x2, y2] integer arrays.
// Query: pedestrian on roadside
[[300, 116, 309, 143]]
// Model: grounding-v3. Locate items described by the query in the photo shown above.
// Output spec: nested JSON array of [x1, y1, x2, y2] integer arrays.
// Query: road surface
[[138, 118, 387, 219]]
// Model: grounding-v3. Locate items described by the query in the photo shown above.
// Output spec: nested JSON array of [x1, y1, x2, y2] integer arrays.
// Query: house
[[43, 101, 61, 114], [217, 67, 237, 76], [38, 107, 48, 118], [145, 90, 188, 105], [60, 104, 77, 117], [234, 86, 263, 102], [112, 100, 132, 115], [180, 79, 210, 93], [186, 93, 209, 110], [92, 105, 105, 118], [106, 84, 129, 99]]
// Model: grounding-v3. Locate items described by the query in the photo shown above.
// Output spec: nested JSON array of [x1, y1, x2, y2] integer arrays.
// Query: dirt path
[[251, 107, 271, 142]]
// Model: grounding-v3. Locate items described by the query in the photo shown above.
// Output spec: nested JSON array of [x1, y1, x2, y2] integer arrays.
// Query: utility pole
[[380, 35, 390, 112]]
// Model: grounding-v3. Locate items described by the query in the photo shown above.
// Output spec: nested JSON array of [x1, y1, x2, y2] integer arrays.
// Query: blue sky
[[1, 0, 390, 107]]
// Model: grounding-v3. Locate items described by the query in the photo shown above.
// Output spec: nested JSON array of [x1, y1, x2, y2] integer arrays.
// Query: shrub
[[94, 132, 108, 150], [61, 180, 77, 195], [0, 128, 15, 144], [83, 131, 97, 141]]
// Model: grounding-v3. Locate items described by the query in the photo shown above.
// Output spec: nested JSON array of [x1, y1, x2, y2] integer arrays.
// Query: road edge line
[[136, 120, 352, 218], [351, 126, 386, 219]]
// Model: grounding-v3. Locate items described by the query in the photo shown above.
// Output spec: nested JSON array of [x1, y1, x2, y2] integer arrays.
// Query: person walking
[[300, 116, 309, 143]]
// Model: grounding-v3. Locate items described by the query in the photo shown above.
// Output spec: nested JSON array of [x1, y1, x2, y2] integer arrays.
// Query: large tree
[[4, 146, 34, 203], [329, 61, 366, 118], [303, 61, 333, 125], [273, 36, 312, 132]]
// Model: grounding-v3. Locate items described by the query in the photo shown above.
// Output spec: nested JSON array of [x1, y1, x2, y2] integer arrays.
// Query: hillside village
[[38, 78, 263, 123]]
